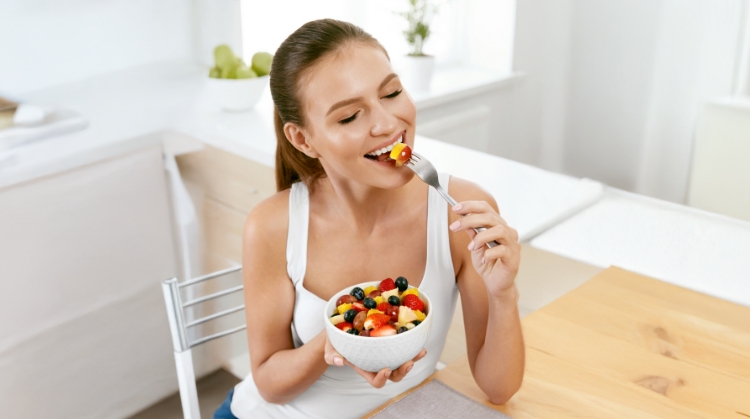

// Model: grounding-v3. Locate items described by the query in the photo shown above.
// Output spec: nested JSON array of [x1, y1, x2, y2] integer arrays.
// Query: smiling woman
[[222, 19, 524, 419]]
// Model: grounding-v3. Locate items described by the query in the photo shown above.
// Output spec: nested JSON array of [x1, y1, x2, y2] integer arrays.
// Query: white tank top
[[231, 173, 459, 419]]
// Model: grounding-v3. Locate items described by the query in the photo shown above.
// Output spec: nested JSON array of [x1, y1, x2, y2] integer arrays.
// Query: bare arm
[[448, 177, 525, 405], [242, 191, 328, 404]]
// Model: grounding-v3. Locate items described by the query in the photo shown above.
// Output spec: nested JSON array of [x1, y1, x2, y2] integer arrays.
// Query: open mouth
[[364, 132, 405, 163]]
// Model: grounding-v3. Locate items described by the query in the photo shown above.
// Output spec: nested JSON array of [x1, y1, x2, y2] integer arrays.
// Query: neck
[[312, 175, 420, 234]]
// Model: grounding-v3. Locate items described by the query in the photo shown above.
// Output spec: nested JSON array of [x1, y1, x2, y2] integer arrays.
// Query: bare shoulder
[[447, 176, 499, 212], [244, 189, 291, 243]]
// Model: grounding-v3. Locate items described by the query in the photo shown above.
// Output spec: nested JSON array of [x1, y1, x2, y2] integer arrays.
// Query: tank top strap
[[287, 182, 309, 287], [426, 173, 455, 278]]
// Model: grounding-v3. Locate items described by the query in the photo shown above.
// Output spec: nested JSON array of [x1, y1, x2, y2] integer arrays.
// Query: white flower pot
[[399, 55, 435, 92], [206, 75, 268, 112]]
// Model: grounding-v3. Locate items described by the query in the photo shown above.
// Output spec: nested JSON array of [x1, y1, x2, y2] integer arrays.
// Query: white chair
[[162, 266, 246, 419]]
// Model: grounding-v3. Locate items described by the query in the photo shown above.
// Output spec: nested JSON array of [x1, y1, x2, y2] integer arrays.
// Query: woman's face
[[294, 42, 417, 189]]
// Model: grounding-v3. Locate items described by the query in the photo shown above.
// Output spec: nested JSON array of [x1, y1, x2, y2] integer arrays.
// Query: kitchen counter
[[0, 60, 600, 242]]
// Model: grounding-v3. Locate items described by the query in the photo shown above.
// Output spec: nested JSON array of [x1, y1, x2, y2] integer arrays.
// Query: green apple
[[214, 44, 238, 71], [208, 66, 221, 78], [236, 66, 258, 79], [251, 52, 273, 76]]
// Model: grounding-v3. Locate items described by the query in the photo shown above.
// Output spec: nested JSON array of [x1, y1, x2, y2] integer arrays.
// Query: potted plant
[[396, 0, 438, 91]]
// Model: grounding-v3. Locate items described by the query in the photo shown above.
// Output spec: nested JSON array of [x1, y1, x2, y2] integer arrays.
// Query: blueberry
[[344, 309, 358, 323], [395, 276, 408, 292], [397, 326, 409, 334], [347, 328, 359, 335], [363, 297, 377, 309], [412, 320, 421, 327], [350, 287, 365, 300], [388, 295, 401, 306]]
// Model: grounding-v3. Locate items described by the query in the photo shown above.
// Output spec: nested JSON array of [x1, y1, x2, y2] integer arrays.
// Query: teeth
[[365, 135, 404, 157]]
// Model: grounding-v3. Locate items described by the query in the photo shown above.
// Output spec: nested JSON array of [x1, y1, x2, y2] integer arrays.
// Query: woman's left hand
[[449, 201, 521, 298]]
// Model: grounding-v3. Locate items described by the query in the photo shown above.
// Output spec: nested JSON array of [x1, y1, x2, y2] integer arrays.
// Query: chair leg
[[174, 350, 201, 419]]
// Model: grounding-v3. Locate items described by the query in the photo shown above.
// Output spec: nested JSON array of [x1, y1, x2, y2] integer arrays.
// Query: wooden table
[[363, 267, 750, 418]]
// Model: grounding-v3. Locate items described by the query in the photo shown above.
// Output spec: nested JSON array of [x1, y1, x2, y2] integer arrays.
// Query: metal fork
[[406, 152, 498, 248]]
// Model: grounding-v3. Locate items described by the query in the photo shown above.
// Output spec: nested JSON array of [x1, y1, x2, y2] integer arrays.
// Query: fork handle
[[435, 186, 498, 249]]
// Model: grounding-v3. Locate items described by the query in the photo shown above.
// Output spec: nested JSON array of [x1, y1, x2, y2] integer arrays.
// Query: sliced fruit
[[386, 305, 399, 323], [376, 302, 391, 312], [381, 288, 399, 302], [401, 294, 425, 312], [351, 302, 367, 312], [363, 285, 378, 296], [414, 310, 426, 322], [363, 313, 391, 330], [367, 290, 382, 298], [398, 305, 418, 324], [370, 324, 398, 337], [401, 288, 419, 298], [336, 295, 357, 307], [367, 308, 384, 316], [336, 321, 353, 332], [389, 143, 412, 167], [406, 322, 415, 330], [374, 296, 385, 305], [379, 278, 396, 292], [353, 311, 367, 331], [337, 303, 353, 315], [360, 329, 370, 337], [329, 314, 345, 326]]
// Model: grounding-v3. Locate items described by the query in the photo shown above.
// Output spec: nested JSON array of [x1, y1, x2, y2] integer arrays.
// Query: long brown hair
[[270, 19, 388, 191]]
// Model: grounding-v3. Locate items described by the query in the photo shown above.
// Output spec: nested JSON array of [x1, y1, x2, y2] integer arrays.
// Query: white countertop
[[530, 187, 750, 307]]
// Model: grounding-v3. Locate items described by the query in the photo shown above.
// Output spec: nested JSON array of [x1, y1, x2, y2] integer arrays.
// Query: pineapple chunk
[[367, 309, 384, 316], [398, 305, 418, 324], [363, 285, 377, 296], [337, 303, 352, 315], [374, 296, 385, 305], [381, 288, 399, 301], [406, 322, 415, 330], [329, 314, 345, 326], [414, 310, 426, 321]]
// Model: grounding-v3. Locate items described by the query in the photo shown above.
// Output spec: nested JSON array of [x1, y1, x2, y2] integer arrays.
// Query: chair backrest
[[161, 266, 245, 419]]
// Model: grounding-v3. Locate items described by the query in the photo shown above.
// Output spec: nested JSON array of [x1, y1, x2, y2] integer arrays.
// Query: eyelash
[[338, 89, 403, 125]]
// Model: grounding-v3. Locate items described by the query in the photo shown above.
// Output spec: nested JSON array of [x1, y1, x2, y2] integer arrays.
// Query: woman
[[215, 19, 524, 419]]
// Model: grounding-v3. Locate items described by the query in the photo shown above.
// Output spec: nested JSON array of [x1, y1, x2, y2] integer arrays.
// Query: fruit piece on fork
[[389, 143, 412, 167]]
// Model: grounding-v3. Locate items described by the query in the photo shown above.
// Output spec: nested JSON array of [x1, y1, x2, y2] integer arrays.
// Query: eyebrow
[[325, 73, 399, 116]]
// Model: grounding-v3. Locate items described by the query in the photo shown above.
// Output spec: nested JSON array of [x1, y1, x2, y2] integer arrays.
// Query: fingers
[[388, 348, 427, 383], [323, 337, 345, 367], [449, 212, 501, 233], [346, 360, 391, 388], [452, 201, 497, 216], [471, 224, 519, 250]]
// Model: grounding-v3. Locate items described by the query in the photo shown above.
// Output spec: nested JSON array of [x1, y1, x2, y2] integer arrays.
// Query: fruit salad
[[389, 143, 412, 167], [329, 277, 427, 337]]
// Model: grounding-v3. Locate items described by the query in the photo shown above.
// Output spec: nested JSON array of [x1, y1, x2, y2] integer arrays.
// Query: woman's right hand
[[323, 333, 427, 388]]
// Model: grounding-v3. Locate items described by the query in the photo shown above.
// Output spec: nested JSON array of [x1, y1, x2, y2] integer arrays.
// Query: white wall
[[0, 0, 193, 96], [512, 0, 743, 203]]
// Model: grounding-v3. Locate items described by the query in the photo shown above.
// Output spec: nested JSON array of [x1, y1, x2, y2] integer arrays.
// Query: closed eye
[[384, 89, 402, 99], [339, 111, 359, 125]]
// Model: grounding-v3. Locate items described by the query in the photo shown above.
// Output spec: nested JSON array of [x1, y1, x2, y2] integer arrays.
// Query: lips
[[364, 131, 405, 162]]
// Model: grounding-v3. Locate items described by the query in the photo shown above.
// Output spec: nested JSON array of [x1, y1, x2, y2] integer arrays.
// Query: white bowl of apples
[[207, 45, 273, 112], [323, 278, 432, 373]]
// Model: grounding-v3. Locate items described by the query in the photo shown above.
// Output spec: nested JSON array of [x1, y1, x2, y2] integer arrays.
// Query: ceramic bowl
[[206, 75, 268, 112], [323, 281, 432, 373]]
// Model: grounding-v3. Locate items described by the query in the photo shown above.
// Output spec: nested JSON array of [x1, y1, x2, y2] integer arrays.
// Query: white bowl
[[323, 281, 432, 373], [206, 75, 268, 112]]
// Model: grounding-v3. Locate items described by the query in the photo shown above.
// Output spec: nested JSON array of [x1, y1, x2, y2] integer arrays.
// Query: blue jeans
[[213, 388, 239, 419]]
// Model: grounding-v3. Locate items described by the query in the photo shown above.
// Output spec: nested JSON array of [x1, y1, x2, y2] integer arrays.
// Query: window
[[240, 0, 515, 72]]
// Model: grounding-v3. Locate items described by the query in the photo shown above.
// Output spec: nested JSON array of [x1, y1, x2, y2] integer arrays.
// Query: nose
[[369, 101, 398, 138]]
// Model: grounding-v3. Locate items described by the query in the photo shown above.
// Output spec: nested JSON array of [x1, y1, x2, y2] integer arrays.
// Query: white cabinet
[[0, 146, 179, 419]]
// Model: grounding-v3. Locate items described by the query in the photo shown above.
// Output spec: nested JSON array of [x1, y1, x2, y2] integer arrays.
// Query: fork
[[405, 152, 498, 248]]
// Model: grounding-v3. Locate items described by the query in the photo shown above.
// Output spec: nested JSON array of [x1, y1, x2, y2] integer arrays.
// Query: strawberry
[[379, 278, 396, 292], [335, 321, 353, 332], [370, 324, 397, 337], [363, 313, 391, 330], [401, 294, 425, 312], [376, 302, 391, 313], [351, 302, 367, 312]]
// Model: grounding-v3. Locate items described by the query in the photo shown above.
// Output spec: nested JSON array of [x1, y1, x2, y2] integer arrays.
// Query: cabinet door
[[0, 146, 178, 419]]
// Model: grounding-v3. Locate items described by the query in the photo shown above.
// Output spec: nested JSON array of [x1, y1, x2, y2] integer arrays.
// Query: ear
[[284, 122, 319, 158]]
